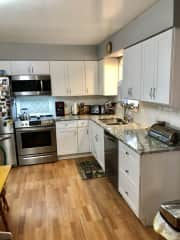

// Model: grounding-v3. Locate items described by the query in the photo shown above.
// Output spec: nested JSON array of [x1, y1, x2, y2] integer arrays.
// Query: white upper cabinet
[[122, 29, 174, 106], [84, 61, 98, 95], [30, 61, 50, 75], [11, 61, 50, 75], [155, 30, 172, 104], [50, 61, 98, 97], [141, 37, 156, 102], [50, 61, 68, 96], [0, 61, 11, 75], [122, 44, 142, 100], [11, 61, 32, 75], [98, 58, 119, 96], [141, 29, 173, 104], [67, 61, 84, 96]]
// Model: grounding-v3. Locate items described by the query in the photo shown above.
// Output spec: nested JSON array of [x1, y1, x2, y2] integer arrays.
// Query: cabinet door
[[103, 59, 118, 96], [123, 44, 142, 100], [0, 61, 11, 75], [98, 60, 104, 95], [84, 61, 98, 95], [67, 61, 84, 96], [141, 37, 156, 102], [78, 127, 90, 153], [31, 61, 50, 74], [11, 61, 32, 75], [56, 128, 78, 155], [155, 29, 173, 104], [50, 61, 68, 96], [96, 125, 105, 170]]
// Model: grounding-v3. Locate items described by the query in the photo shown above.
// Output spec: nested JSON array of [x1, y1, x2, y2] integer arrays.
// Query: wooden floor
[[1, 159, 163, 240]]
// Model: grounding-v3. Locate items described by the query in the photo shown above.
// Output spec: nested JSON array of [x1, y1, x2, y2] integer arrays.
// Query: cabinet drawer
[[77, 120, 89, 127], [119, 169, 139, 217], [119, 141, 140, 186], [56, 121, 77, 129]]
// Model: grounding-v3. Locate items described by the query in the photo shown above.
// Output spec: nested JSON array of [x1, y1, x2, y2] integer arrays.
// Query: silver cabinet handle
[[86, 129, 89, 135], [28, 66, 31, 74], [125, 191, 129, 196], [86, 88, 88, 94], [150, 88, 153, 99], [153, 88, 156, 99], [128, 88, 132, 97], [31, 66, 34, 74], [69, 88, 71, 95], [125, 151, 129, 155]]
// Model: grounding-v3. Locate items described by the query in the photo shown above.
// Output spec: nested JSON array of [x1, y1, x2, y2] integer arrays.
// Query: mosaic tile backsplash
[[15, 96, 54, 116], [15, 96, 111, 118]]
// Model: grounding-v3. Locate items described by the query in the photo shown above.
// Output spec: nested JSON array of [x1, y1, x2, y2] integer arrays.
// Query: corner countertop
[[55, 115, 180, 155]]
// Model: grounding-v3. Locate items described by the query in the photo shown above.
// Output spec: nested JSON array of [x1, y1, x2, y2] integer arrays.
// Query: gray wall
[[97, 0, 174, 59], [0, 43, 97, 60]]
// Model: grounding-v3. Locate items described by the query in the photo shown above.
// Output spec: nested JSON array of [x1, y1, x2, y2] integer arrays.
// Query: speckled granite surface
[[55, 115, 180, 155]]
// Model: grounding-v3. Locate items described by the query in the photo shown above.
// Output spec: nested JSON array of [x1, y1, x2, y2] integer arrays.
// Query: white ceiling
[[0, 0, 158, 45]]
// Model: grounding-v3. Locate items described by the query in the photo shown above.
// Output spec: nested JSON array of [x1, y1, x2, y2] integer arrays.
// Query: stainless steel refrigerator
[[0, 76, 17, 166]]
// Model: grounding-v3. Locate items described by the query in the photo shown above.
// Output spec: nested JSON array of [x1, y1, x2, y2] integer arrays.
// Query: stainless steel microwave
[[11, 75, 51, 96]]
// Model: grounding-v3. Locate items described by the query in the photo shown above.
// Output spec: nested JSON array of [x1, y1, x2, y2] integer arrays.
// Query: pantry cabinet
[[98, 58, 119, 96], [11, 61, 50, 75]]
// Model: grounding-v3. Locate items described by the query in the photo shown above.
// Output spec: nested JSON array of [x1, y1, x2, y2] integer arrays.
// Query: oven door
[[16, 126, 57, 156]]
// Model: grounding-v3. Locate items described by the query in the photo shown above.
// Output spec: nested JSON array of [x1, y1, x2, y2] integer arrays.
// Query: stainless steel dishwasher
[[104, 131, 118, 190]]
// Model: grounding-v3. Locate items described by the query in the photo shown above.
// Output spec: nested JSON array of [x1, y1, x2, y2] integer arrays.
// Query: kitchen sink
[[99, 118, 128, 126]]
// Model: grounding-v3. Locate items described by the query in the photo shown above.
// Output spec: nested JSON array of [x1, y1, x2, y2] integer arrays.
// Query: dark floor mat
[[76, 158, 106, 180]]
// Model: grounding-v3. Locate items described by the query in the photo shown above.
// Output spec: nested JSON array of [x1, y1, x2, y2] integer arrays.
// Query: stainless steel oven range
[[15, 116, 57, 166]]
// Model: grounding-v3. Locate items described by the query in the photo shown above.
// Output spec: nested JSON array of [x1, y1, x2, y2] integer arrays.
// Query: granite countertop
[[55, 115, 180, 155]]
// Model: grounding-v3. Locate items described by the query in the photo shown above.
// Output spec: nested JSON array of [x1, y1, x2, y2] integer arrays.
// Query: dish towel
[[153, 212, 180, 240]]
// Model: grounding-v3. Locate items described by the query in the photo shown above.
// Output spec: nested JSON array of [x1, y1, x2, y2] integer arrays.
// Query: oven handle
[[16, 126, 55, 132]]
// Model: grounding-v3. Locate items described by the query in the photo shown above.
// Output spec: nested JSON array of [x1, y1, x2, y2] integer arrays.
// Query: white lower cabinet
[[89, 121, 105, 170], [119, 140, 180, 226], [56, 128, 78, 155], [118, 141, 140, 217], [56, 120, 90, 156]]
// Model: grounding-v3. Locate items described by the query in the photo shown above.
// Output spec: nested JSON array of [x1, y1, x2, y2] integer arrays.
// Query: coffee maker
[[55, 101, 65, 116]]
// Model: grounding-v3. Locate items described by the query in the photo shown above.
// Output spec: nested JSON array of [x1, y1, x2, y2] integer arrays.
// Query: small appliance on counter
[[71, 102, 79, 115], [148, 122, 179, 146], [55, 101, 65, 117], [90, 105, 101, 115]]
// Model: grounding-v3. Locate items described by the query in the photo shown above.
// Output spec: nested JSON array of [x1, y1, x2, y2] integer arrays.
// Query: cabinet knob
[[125, 151, 129, 155], [125, 169, 129, 174], [125, 191, 129, 196]]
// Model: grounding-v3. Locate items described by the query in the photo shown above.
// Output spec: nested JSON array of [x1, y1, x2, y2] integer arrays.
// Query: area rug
[[76, 158, 106, 180]]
